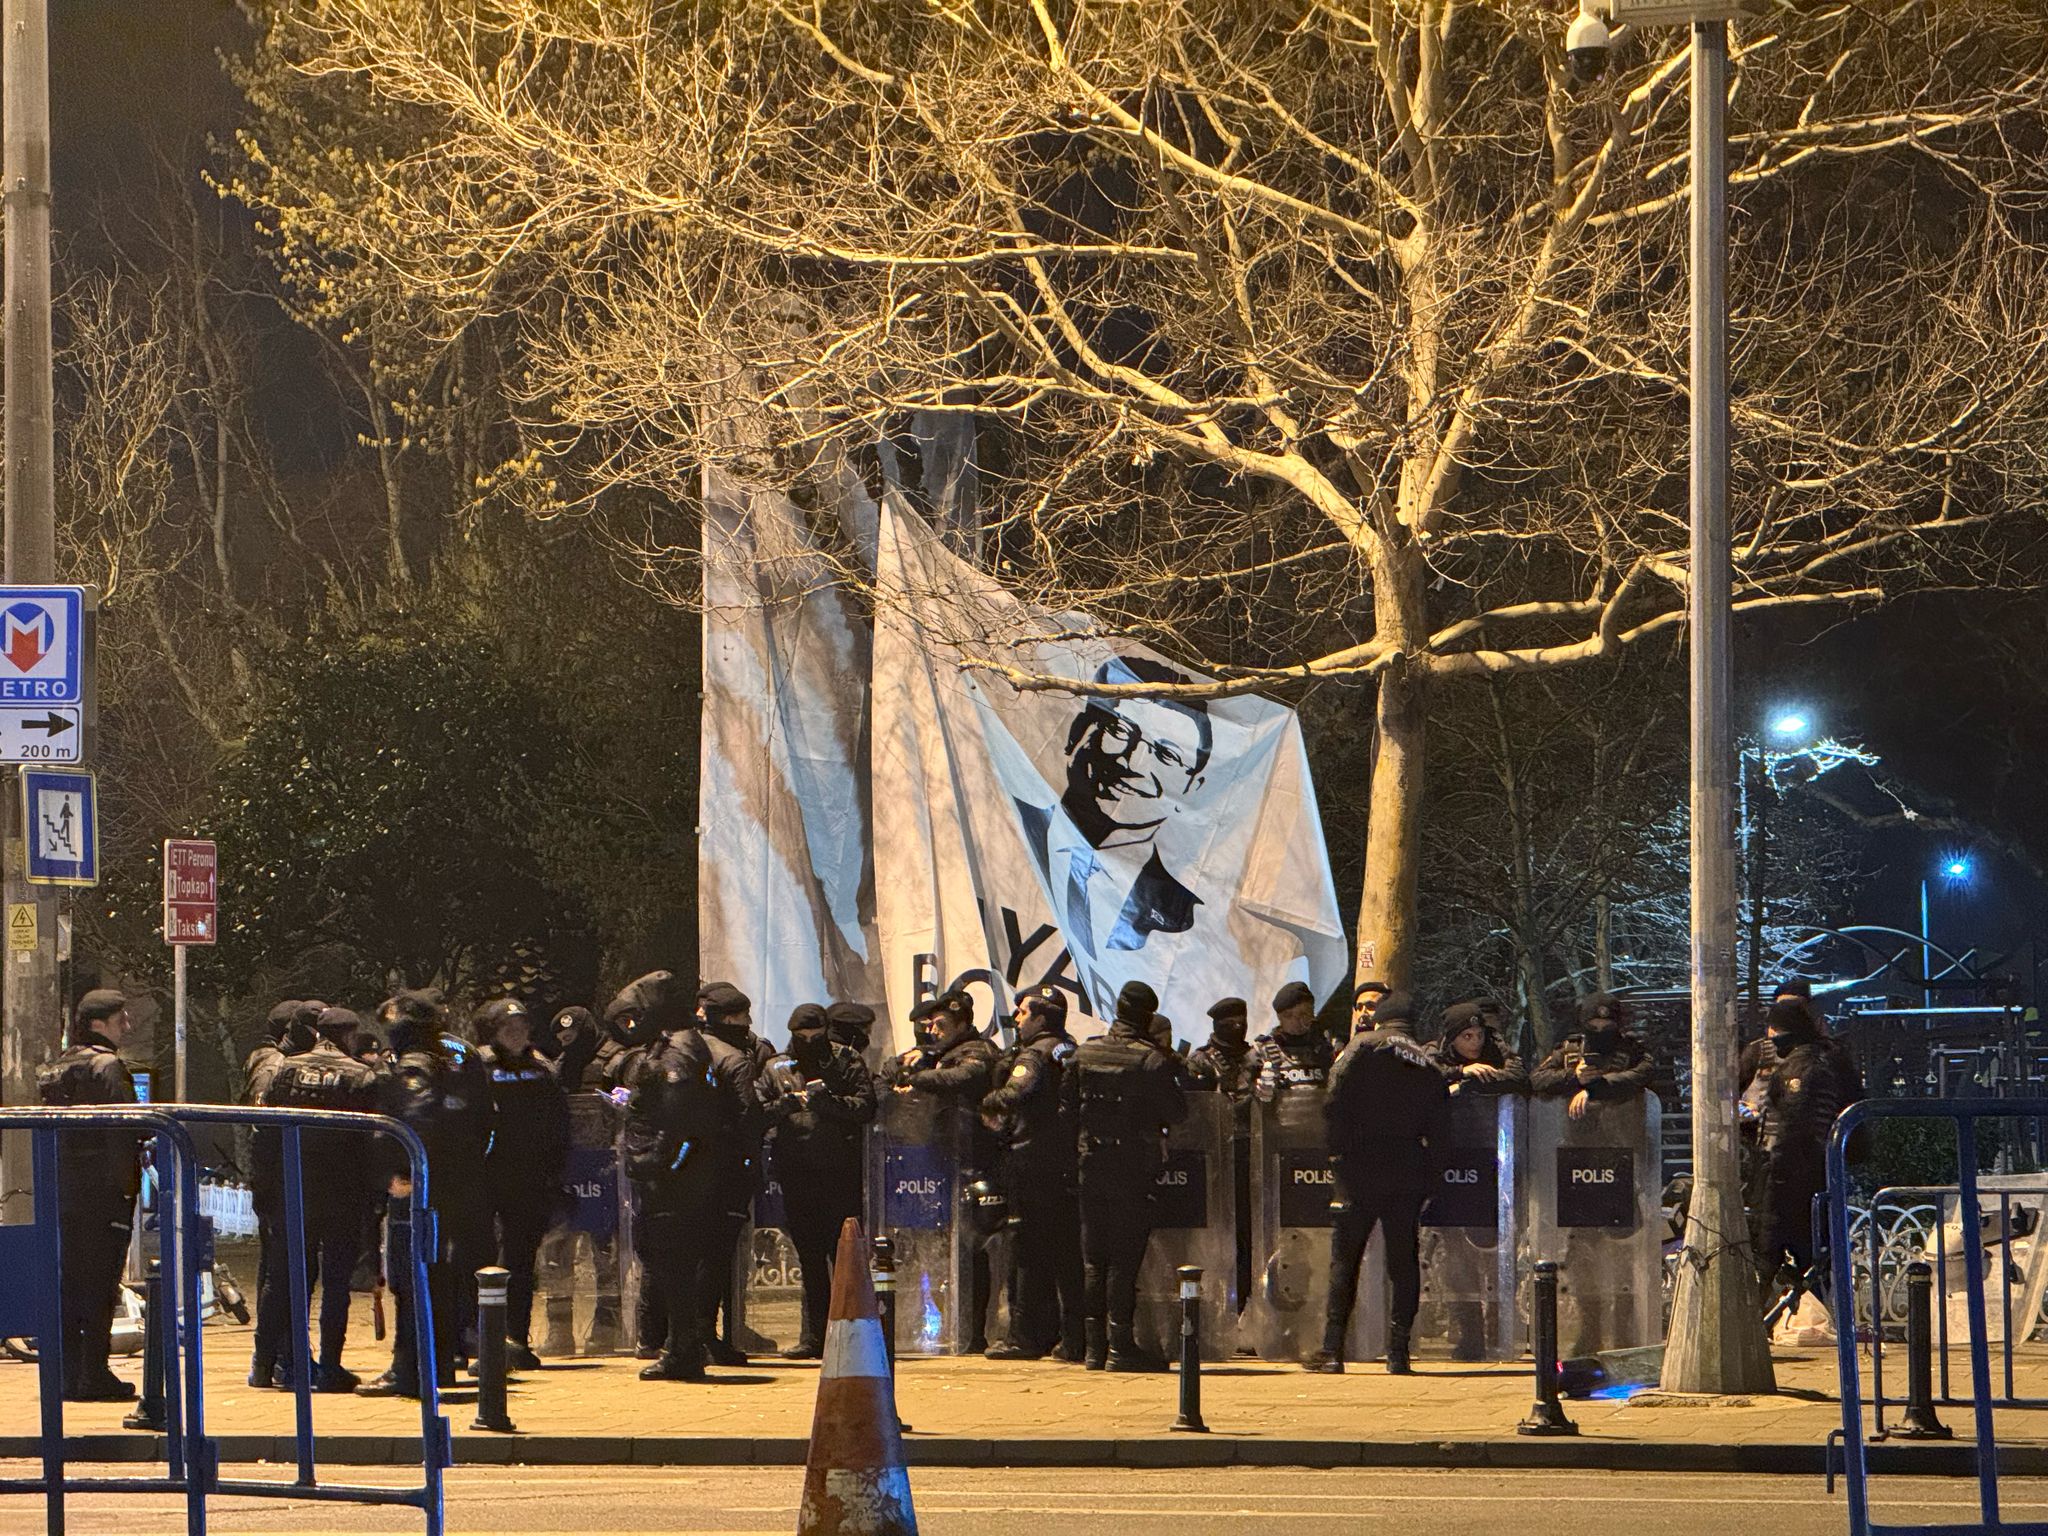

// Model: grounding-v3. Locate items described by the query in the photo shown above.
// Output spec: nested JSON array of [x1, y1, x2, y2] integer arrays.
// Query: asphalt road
[[1, 1465, 2042, 1535]]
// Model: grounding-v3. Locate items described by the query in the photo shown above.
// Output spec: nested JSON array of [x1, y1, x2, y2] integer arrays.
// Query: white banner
[[870, 500, 1349, 1055], [698, 467, 881, 1038]]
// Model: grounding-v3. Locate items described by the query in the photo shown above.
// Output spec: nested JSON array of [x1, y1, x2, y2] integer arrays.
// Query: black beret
[[474, 998, 530, 1038], [1372, 989, 1417, 1025], [787, 1003, 828, 1032], [910, 989, 972, 1023], [1116, 980, 1159, 1019], [313, 1006, 362, 1043], [1206, 997, 1249, 1022], [825, 1001, 876, 1030], [266, 1000, 302, 1035], [1439, 1000, 1484, 1036], [1577, 992, 1623, 1027], [1352, 979, 1390, 1005], [1020, 985, 1068, 1021], [697, 981, 752, 1020], [1272, 980, 1315, 1013]]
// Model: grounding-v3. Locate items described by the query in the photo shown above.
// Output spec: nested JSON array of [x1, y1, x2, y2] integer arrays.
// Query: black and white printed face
[[1062, 697, 1209, 845]]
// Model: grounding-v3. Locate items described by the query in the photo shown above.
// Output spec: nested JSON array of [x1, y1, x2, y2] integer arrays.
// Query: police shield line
[[30, 967, 1718, 1406]]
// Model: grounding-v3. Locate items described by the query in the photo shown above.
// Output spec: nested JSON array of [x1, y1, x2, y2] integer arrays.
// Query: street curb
[[6, 1433, 2032, 1475]]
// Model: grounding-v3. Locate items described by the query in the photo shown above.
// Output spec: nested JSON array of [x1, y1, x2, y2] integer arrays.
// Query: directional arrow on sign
[[21, 713, 72, 736]]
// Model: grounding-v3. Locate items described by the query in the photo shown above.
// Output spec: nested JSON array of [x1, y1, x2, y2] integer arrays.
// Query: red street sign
[[163, 838, 218, 946]]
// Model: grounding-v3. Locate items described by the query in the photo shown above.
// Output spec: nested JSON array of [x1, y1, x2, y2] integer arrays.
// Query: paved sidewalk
[[5, 1325, 2044, 1471]]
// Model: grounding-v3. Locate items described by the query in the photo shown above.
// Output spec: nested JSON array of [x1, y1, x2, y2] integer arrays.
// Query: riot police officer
[[361, 989, 490, 1398], [549, 1005, 600, 1093], [245, 998, 315, 1389], [1428, 1000, 1528, 1096], [1530, 993, 1656, 1115], [1253, 981, 1334, 1102], [597, 985, 673, 1357], [981, 985, 1082, 1361], [37, 990, 142, 1402], [1188, 997, 1258, 1307], [1741, 996, 1864, 1312], [763, 1003, 876, 1358], [826, 1001, 876, 1058], [695, 982, 772, 1364], [1062, 980, 1186, 1372], [1308, 990, 1448, 1375], [477, 998, 570, 1370], [890, 988, 1001, 1350], [615, 970, 757, 1380], [259, 1005, 383, 1392]]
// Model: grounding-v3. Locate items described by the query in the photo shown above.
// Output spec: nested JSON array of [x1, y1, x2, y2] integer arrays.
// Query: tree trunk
[[1516, 936, 1554, 1057], [1356, 653, 1426, 991], [1595, 890, 1615, 995]]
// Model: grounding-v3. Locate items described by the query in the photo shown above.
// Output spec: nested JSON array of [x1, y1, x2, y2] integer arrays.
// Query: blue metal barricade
[[0, 1105, 448, 1536], [163, 1105, 449, 1535], [1828, 1097, 2048, 1536], [0, 1106, 208, 1536]]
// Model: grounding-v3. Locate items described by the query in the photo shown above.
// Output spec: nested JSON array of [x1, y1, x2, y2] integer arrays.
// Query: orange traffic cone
[[796, 1218, 916, 1536]]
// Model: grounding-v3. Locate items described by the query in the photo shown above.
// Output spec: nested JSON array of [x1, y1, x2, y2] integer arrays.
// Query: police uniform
[[982, 986, 1083, 1360], [697, 982, 774, 1364], [1252, 980, 1336, 1103], [764, 1003, 876, 1358], [615, 972, 757, 1380], [1741, 999, 1864, 1303], [1187, 997, 1258, 1309], [477, 999, 571, 1366], [594, 991, 670, 1357], [245, 998, 314, 1390], [259, 1009, 383, 1391], [890, 989, 1001, 1350], [1061, 981, 1186, 1371], [1309, 994, 1449, 1373], [36, 990, 142, 1401]]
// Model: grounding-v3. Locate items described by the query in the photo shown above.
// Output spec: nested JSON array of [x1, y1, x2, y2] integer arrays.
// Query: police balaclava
[[286, 998, 327, 1055], [1015, 986, 1068, 1045], [603, 971, 685, 1047], [698, 981, 752, 1040], [264, 999, 301, 1046], [825, 1001, 875, 1054], [1114, 980, 1159, 1034], [1772, 978, 1824, 1035], [1206, 997, 1250, 1052], [1766, 997, 1819, 1041], [551, 1005, 596, 1059], [1577, 992, 1625, 1049], [787, 1002, 830, 1062]]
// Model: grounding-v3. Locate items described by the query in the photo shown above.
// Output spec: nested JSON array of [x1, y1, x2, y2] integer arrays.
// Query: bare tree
[[225, 1, 2048, 995]]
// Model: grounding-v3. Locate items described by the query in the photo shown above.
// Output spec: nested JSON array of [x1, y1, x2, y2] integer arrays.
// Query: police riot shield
[[866, 1090, 975, 1355], [1525, 1093, 1663, 1357], [1136, 1090, 1239, 1359], [731, 1178, 802, 1354], [1244, 1092, 1380, 1361], [1409, 1092, 1524, 1360], [537, 1093, 629, 1355]]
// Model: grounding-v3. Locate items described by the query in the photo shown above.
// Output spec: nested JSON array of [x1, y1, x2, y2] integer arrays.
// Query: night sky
[[35, 0, 2048, 999]]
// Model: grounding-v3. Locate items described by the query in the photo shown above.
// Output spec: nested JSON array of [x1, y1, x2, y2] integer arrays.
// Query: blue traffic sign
[[22, 767, 97, 886], [0, 586, 83, 705]]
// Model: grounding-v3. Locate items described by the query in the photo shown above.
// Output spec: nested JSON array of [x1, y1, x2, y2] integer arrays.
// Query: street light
[[1769, 711, 1812, 742], [1924, 854, 1976, 1009]]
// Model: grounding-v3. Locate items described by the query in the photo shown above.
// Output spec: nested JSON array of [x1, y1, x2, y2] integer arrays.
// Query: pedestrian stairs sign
[[21, 767, 97, 886]]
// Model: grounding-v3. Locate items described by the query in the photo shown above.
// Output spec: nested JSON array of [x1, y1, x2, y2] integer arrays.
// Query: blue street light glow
[[1943, 856, 1973, 882], [1769, 711, 1812, 740]]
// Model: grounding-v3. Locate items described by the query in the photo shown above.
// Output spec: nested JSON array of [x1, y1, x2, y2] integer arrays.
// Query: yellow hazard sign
[[8, 903, 36, 952]]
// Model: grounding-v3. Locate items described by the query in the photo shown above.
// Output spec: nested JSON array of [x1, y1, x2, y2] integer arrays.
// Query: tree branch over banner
[[228, 1, 2048, 987]]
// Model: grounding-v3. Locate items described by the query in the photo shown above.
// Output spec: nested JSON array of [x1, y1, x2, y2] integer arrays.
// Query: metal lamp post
[[1595, 0, 1777, 1395]]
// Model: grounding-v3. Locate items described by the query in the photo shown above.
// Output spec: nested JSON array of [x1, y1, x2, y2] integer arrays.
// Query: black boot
[[1105, 1323, 1167, 1373], [1304, 1323, 1346, 1374], [1083, 1318, 1107, 1371], [1386, 1322, 1413, 1376]]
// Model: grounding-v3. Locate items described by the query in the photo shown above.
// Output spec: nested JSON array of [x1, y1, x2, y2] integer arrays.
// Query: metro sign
[[163, 838, 219, 946], [0, 587, 83, 704]]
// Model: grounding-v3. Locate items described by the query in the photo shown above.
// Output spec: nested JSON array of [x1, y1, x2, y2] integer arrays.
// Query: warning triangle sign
[[8, 904, 36, 951]]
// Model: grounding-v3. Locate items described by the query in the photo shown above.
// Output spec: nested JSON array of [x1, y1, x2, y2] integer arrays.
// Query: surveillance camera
[[1566, 6, 1612, 82]]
